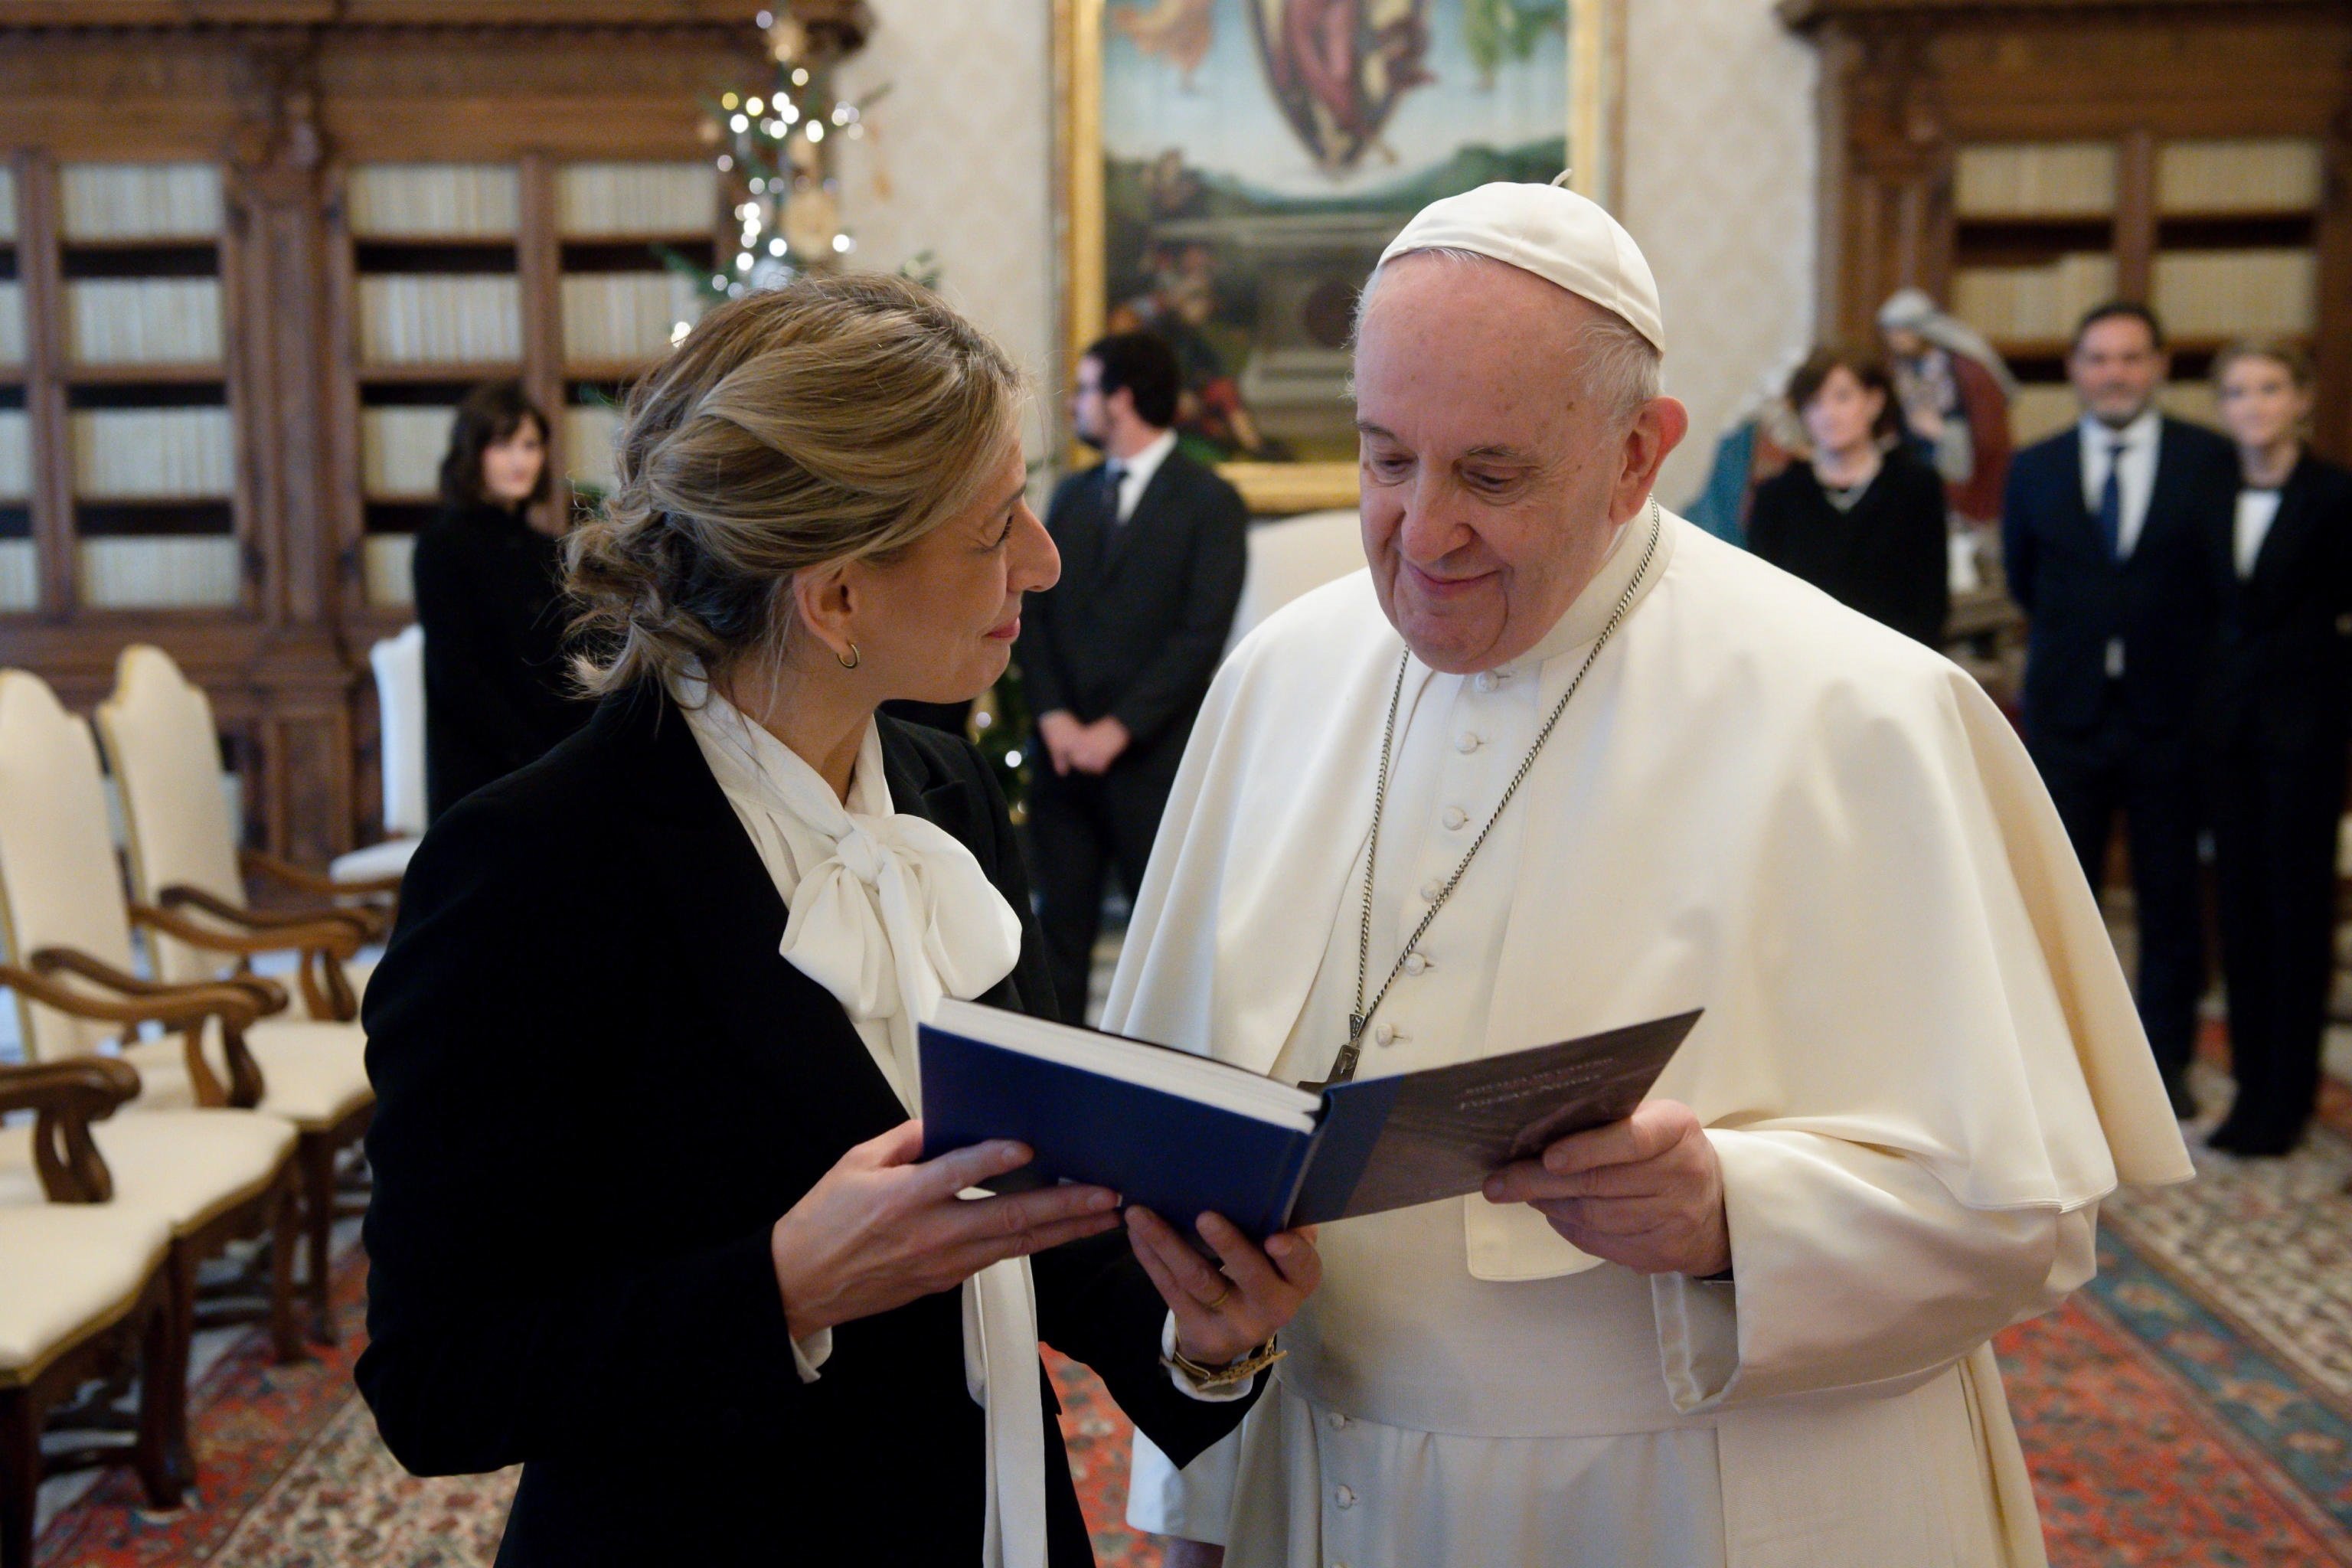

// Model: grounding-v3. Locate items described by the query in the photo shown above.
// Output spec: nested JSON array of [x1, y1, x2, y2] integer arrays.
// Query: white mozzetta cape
[[1109, 511, 2192, 1565]]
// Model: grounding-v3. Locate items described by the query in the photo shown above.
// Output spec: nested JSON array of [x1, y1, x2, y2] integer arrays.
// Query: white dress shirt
[[1108, 428, 1178, 524], [2079, 409, 2162, 560], [2235, 487, 2284, 580]]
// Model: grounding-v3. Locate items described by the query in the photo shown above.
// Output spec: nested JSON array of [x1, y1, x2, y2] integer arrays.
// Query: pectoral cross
[[1302, 1017, 1368, 1095]]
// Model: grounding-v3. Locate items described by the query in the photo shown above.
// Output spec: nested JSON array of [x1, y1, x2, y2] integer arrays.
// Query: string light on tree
[[684, 2, 877, 305]]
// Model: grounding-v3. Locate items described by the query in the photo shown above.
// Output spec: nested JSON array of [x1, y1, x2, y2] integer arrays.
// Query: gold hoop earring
[[837, 642, 861, 671]]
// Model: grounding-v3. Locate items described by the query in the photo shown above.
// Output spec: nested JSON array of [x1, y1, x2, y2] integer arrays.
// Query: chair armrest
[[133, 903, 361, 1024], [133, 900, 363, 960], [30, 946, 291, 1021], [11, 952, 269, 1109], [244, 847, 401, 900], [161, 882, 374, 941], [0, 1057, 139, 1203], [9, 954, 262, 1031]]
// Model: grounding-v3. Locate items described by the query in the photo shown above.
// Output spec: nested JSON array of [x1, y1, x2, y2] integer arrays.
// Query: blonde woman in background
[[2200, 341, 2352, 1157]]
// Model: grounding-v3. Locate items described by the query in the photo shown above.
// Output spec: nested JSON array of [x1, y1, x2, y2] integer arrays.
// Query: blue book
[[919, 1000, 1702, 1242]]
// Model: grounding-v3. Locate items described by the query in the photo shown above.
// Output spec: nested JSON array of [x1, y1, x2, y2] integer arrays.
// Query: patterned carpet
[[37, 1056, 2352, 1566]]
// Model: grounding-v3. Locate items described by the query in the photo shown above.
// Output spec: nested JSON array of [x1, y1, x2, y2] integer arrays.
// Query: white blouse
[[676, 679, 1047, 1568]]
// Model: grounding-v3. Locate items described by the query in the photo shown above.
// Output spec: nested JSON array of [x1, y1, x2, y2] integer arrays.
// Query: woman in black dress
[[358, 275, 1318, 1566], [2201, 341, 2352, 1156], [1747, 346, 1951, 648], [411, 382, 588, 822]]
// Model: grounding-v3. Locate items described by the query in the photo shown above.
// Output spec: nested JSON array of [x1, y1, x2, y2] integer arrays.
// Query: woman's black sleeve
[[354, 799, 812, 1478]]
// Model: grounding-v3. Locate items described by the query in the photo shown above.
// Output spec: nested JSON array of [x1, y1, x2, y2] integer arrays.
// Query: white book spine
[[358, 275, 522, 364], [0, 281, 21, 365], [59, 163, 224, 240], [2158, 140, 2324, 214], [0, 409, 32, 500], [68, 278, 224, 365], [78, 537, 240, 609], [0, 538, 34, 612], [563, 272, 700, 361], [364, 533, 417, 608], [1955, 143, 2117, 219], [2153, 250, 2317, 338], [348, 164, 520, 238], [0, 166, 16, 240], [71, 407, 235, 498], [361, 406, 457, 496], [557, 162, 717, 237], [564, 403, 622, 489]]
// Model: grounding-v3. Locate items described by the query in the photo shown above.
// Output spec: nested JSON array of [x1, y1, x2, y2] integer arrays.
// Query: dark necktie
[[2096, 440, 2127, 562], [1102, 460, 1127, 524]]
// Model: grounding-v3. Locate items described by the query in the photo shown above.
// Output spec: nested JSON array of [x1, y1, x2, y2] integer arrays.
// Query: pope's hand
[[1481, 1099, 1730, 1278], [1125, 1207, 1321, 1369]]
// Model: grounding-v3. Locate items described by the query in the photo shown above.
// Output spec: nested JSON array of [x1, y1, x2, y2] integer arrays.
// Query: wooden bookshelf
[[1785, 2, 2352, 466], [0, 10, 760, 864]]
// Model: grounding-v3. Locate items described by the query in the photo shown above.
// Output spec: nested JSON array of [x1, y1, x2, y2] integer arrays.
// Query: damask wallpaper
[[833, 0, 1060, 459], [1619, 0, 1819, 507], [836, 0, 1820, 505]]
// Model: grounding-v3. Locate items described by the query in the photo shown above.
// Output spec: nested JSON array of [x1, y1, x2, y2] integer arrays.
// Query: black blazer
[[356, 690, 1255, 1566], [411, 501, 590, 823], [2001, 417, 2237, 735], [1018, 447, 1248, 763], [2200, 452, 2352, 756], [1747, 446, 1951, 648]]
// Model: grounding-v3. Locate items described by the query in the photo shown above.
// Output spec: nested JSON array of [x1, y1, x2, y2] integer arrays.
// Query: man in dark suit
[[2003, 302, 2237, 1115], [1019, 333, 1249, 1022]]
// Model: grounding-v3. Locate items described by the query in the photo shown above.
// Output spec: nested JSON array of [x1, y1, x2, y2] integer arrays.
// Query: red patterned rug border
[[2072, 1266, 2352, 1560]]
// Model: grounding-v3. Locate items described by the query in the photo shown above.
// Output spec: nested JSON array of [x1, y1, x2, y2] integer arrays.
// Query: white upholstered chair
[[331, 624, 423, 885], [1228, 508, 1366, 652], [96, 645, 382, 1020], [0, 1057, 184, 1568], [0, 668, 367, 1341]]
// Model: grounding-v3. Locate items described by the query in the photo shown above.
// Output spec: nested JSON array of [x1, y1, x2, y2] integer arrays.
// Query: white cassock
[[1113, 508, 2194, 1567]]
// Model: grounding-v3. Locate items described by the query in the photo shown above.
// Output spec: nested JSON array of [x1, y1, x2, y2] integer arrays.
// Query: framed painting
[[1056, 0, 1623, 513]]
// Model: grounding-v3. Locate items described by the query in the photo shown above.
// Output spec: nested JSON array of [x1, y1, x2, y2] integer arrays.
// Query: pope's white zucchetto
[[1377, 177, 1666, 356]]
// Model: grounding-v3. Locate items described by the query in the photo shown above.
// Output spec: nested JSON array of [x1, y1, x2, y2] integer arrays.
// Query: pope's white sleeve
[[1126, 1425, 1244, 1544], [1650, 1128, 2097, 1411]]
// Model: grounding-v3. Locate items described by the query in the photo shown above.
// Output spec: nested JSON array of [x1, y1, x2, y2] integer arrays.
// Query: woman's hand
[[770, 1120, 1124, 1339], [1125, 1207, 1321, 1369]]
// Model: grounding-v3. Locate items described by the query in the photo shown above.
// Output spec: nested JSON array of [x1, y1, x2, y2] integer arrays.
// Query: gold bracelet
[[1164, 1338, 1285, 1391]]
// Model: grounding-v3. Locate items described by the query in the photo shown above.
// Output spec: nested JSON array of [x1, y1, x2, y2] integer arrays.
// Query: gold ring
[[1203, 1282, 1233, 1310]]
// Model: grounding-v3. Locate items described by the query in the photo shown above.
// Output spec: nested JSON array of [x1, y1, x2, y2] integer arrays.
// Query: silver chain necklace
[[1318, 499, 1661, 1089]]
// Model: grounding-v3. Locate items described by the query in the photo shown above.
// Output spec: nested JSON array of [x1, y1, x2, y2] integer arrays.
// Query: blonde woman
[[2200, 341, 2352, 1157], [357, 275, 1318, 1566]]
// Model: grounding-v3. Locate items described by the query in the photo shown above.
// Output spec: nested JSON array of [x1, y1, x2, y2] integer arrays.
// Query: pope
[[1115, 180, 2194, 1566]]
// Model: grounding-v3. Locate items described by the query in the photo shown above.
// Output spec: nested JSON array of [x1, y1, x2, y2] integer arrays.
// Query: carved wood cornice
[[0, 2, 756, 28]]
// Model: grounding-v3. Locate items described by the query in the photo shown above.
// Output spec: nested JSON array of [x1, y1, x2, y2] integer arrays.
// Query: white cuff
[[1161, 1312, 1259, 1403], [789, 1326, 834, 1384]]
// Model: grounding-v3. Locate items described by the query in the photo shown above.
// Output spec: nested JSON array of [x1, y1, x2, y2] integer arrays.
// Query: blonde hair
[[2213, 338, 2315, 393], [566, 272, 1024, 696]]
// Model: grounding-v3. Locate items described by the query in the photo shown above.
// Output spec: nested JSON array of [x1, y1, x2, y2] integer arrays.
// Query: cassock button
[[1474, 671, 1498, 693], [1335, 1486, 1357, 1509], [1455, 732, 1479, 753], [1373, 1022, 1395, 1047], [1328, 1411, 1348, 1430], [1418, 880, 1442, 903], [1442, 806, 1468, 831], [1401, 952, 1428, 976]]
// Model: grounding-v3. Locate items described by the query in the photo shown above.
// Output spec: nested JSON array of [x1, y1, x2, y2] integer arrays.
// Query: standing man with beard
[[1018, 332, 1249, 1023], [2002, 302, 2237, 1116]]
